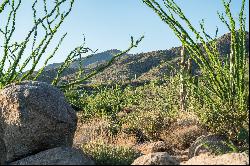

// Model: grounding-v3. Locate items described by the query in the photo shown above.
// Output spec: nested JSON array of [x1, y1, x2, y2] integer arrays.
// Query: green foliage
[[117, 79, 179, 140], [238, 128, 249, 145], [143, 0, 249, 140], [202, 140, 238, 155], [71, 78, 179, 140], [77, 77, 181, 121], [82, 141, 141, 165], [121, 109, 172, 141], [66, 84, 141, 119], [201, 133, 249, 155], [135, 80, 179, 113], [64, 88, 89, 111], [237, 127, 249, 154]]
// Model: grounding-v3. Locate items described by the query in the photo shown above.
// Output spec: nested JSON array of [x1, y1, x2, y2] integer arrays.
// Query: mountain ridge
[[37, 31, 249, 85], [44, 49, 124, 71]]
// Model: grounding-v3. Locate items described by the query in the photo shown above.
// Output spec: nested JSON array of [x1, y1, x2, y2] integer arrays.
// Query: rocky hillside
[[44, 49, 123, 71], [36, 49, 128, 83], [38, 32, 249, 85], [90, 32, 249, 84]]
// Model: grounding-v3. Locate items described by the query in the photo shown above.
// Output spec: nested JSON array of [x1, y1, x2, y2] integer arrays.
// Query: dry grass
[[160, 112, 207, 152], [112, 132, 138, 148], [73, 108, 211, 164], [73, 117, 113, 147], [73, 115, 141, 165]]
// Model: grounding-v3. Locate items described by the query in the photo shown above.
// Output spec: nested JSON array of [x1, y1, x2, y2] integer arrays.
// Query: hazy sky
[[1, 0, 249, 69]]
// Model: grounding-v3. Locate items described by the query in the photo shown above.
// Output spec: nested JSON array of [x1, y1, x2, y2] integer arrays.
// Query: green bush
[[68, 84, 141, 119], [201, 132, 249, 155], [82, 140, 141, 165], [135, 77, 180, 113], [121, 109, 173, 141], [120, 80, 179, 141], [70, 78, 179, 140]]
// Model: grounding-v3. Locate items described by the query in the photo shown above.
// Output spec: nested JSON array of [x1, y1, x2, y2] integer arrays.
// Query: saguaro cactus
[[179, 34, 192, 112]]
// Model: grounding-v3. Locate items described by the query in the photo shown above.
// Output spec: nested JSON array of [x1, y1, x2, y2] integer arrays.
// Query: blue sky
[[1, 0, 249, 69]]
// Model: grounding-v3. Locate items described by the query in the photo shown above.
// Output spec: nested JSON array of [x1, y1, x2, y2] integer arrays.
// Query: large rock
[[9, 147, 95, 165], [0, 124, 6, 165], [181, 152, 249, 165], [188, 134, 232, 158], [0, 137, 6, 165], [0, 81, 77, 162], [131, 152, 179, 165]]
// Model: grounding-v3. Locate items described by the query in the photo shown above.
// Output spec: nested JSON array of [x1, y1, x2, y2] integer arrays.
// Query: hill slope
[[38, 32, 249, 85], [89, 32, 249, 84]]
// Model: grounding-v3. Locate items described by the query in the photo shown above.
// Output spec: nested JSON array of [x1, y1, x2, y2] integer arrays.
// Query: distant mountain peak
[[44, 49, 123, 71]]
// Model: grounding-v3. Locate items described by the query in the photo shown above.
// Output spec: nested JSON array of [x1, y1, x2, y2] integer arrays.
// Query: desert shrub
[[143, 0, 249, 140], [73, 77, 181, 140], [64, 89, 89, 111], [121, 109, 173, 141], [120, 78, 180, 141], [159, 112, 206, 151], [199, 133, 249, 156], [135, 76, 180, 113], [82, 140, 141, 165], [189, 86, 249, 139], [70, 77, 180, 142], [70, 84, 141, 119]]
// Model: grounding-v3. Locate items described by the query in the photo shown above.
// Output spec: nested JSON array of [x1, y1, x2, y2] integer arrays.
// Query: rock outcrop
[[181, 152, 249, 165], [188, 134, 232, 158], [132, 152, 179, 165], [0, 81, 77, 162], [10, 147, 94, 165]]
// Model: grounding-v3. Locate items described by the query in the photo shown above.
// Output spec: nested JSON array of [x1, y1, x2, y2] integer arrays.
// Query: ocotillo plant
[[0, 0, 144, 92], [143, 0, 249, 139], [0, 0, 75, 88]]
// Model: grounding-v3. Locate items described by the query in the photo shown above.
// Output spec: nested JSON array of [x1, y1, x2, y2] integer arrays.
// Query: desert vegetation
[[143, 0, 249, 139], [0, 0, 249, 165]]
